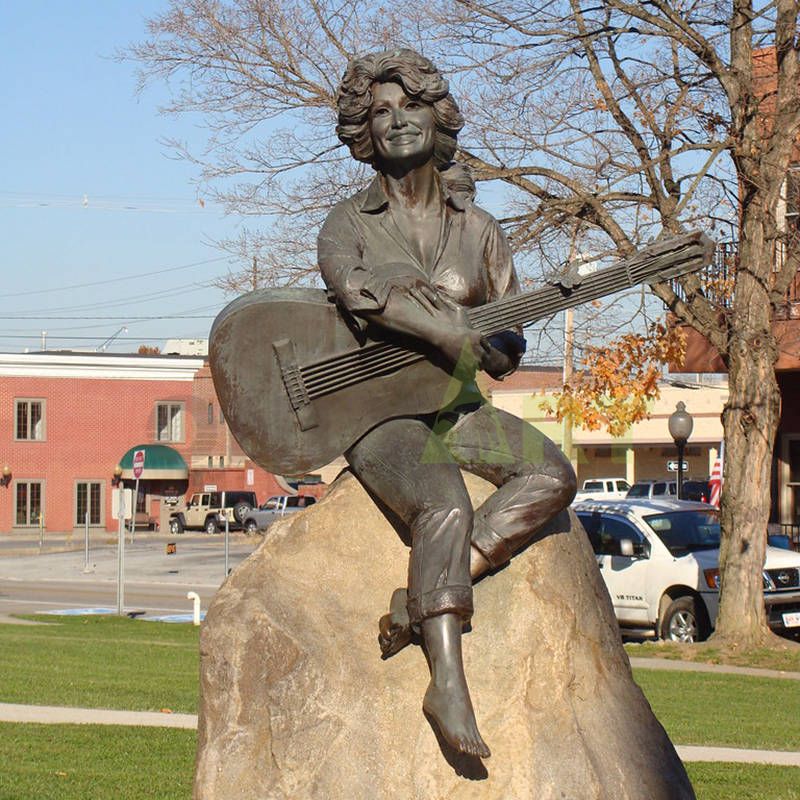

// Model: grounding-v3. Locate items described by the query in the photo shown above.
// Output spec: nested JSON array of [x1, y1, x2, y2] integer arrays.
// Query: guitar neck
[[299, 231, 713, 402], [466, 231, 712, 335]]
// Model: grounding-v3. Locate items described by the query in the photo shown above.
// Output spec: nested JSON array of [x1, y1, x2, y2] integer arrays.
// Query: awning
[[119, 444, 189, 480]]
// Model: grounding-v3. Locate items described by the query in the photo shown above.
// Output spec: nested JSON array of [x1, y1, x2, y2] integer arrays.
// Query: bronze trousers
[[346, 403, 577, 625]]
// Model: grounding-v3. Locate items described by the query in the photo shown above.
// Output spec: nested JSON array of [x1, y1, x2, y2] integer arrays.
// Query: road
[[0, 533, 262, 619]]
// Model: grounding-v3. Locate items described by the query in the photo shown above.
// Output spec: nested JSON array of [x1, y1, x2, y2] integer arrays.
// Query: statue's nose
[[390, 108, 406, 127]]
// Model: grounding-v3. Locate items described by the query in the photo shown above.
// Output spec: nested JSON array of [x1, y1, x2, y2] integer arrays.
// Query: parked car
[[626, 479, 710, 502], [240, 495, 318, 533], [574, 498, 800, 643], [626, 480, 677, 499], [169, 490, 257, 534], [573, 478, 630, 503]]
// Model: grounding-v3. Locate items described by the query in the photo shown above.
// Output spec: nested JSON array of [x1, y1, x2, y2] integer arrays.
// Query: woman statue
[[317, 48, 577, 759]]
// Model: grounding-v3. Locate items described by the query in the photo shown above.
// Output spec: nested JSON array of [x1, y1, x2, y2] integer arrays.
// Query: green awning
[[119, 444, 189, 480]]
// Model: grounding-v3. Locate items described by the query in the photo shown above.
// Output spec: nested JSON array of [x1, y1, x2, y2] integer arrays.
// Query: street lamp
[[668, 401, 694, 500]]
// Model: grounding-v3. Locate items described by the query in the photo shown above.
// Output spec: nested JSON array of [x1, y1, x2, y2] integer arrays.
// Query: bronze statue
[[317, 48, 577, 759], [209, 47, 713, 763]]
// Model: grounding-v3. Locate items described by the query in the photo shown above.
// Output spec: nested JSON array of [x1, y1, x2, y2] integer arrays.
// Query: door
[[578, 512, 650, 624]]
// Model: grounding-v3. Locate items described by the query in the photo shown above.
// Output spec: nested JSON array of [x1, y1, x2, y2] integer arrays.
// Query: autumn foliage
[[544, 323, 686, 437]]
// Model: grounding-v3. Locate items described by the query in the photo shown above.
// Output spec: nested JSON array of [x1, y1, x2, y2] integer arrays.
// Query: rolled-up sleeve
[[318, 202, 422, 315]]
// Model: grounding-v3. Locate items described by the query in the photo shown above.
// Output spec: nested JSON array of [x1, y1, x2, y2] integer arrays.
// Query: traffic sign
[[132, 449, 146, 479], [667, 460, 688, 472], [111, 488, 133, 520]]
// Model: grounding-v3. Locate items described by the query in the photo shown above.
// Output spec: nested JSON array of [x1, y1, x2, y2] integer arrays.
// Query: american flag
[[709, 441, 724, 508]]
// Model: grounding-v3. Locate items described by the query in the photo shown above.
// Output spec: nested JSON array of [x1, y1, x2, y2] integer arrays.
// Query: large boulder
[[194, 471, 694, 800]]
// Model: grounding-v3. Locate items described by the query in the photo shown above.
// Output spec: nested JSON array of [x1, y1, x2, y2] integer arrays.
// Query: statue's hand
[[407, 286, 486, 374]]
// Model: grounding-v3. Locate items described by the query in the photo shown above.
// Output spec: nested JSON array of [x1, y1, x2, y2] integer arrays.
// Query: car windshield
[[643, 510, 721, 556], [627, 483, 651, 497]]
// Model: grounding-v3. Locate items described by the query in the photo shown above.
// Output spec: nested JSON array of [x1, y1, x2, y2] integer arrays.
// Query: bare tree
[[130, 0, 800, 646]]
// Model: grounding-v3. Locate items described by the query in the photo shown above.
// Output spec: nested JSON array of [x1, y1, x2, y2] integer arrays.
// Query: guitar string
[[306, 348, 424, 389], [468, 246, 702, 326], [298, 242, 705, 396], [304, 346, 425, 393], [302, 341, 396, 377], [469, 250, 705, 333], [302, 250, 706, 394], [306, 352, 424, 399]]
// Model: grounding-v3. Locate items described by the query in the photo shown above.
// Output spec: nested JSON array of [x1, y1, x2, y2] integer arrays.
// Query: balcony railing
[[669, 240, 800, 310]]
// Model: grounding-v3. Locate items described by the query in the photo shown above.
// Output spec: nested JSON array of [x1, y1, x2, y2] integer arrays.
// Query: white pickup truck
[[574, 497, 800, 642], [572, 478, 630, 503]]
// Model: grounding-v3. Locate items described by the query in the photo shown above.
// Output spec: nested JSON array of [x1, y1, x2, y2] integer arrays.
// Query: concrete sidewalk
[[629, 656, 800, 681], [1, 702, 798, 766]]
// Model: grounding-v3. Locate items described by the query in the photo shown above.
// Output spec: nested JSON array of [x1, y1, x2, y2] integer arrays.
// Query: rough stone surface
[[195, 471, 695, 800]]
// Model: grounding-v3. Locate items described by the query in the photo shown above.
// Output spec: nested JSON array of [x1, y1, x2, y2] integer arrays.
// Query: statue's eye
[[372, 106, 391, 117], [406, 101, 421, 110]]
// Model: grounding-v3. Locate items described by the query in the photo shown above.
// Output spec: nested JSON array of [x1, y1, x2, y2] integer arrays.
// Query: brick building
[[0, 351, 324, 535]]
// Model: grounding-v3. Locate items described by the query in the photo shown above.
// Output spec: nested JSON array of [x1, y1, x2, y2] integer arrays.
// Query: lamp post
[[668, 402, 694, 500]]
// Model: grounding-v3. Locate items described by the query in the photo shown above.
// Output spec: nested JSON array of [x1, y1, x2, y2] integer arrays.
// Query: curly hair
[[336, 48, 465, 169]]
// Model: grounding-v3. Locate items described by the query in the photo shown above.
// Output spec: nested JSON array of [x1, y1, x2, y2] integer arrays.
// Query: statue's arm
[[478, 218, 527, 379], [317, 205, 487, 369]]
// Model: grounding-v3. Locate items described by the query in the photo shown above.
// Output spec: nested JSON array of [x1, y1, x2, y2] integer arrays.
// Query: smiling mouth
[[388, 133, 420, 143]]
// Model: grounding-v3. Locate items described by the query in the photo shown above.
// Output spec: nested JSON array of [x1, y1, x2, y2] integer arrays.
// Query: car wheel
[[169, 517, 183, 535], [205, 517, 220, 535], [233, 502, 252, 524], [660, 596, 707, 643], [244, 519, 258, 534]]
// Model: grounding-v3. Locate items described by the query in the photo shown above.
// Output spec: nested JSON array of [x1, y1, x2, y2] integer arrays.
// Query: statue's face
[[369, 81, 436, 169]]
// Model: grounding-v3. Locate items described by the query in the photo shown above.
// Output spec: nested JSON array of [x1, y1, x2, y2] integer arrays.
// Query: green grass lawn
[[0, 723, 797, 800], [633, 668, 800, 750], [686, 763, 800, 800], [0, 723, 195, 800], [0, 616, 199, 712], [2, 616, 800, 799]]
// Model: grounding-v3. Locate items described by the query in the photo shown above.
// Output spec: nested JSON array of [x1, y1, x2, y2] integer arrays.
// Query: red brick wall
[[0, 361, 328, 534], [0, 375, 194, 533]]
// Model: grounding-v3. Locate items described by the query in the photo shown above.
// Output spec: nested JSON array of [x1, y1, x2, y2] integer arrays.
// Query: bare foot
[[423, 679, 491, 758]]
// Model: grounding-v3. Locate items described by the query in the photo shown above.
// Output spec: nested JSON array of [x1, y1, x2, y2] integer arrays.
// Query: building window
[[207, 403, 214, 425], [15, 399, 45, 441], [207, 456, 213, 468], [219, 456, 225, 468], [76, 481, 103, 526], [15, 481, 44, 527], [156, 402, 184, 442]]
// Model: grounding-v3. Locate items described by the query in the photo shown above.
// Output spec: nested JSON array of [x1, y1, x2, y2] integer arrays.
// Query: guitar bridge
[[273, 339, 319, 431]]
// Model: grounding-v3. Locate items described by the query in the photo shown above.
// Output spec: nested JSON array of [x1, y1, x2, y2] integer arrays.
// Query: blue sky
[[1, 2, 245, 353]]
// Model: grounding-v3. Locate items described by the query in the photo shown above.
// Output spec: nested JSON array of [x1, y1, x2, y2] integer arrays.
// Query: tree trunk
[[714, 215, 782, 645]]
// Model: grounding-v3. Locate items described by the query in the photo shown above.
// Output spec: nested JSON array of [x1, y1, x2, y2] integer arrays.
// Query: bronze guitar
[[209, 231, 713, 475]]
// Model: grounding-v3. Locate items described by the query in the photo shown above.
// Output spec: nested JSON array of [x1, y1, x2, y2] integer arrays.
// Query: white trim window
[[15, 399, 45, 441], [156, 402, 184, 442], [15, 480, 44, 527], [76, 481, 104, 527]]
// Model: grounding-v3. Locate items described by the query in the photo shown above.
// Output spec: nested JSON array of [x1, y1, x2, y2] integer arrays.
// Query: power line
[[4, 256, 229, 299], [0, 315, 217, 320]]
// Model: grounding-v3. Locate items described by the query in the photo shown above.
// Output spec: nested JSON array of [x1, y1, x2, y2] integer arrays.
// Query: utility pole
[[562, 226, 581, 472]]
